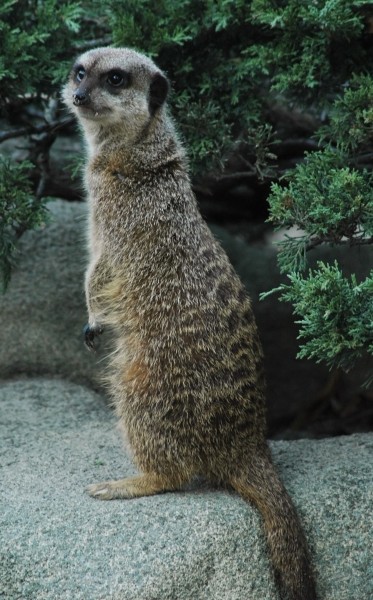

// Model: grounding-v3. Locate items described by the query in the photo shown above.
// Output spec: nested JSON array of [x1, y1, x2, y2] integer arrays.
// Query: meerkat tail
[[231, 450, 317, 600]]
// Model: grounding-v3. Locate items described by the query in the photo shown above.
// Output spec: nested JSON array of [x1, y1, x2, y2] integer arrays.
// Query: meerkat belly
[[111, 262, 266, 473]]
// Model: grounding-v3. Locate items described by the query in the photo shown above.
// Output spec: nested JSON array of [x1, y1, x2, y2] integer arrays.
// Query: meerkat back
[[63, 47, 317, 600]]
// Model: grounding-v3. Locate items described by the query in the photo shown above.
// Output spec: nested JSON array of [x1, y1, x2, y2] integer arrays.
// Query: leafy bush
[[0, 159, 49, 289], [262, 263, 373, 384]]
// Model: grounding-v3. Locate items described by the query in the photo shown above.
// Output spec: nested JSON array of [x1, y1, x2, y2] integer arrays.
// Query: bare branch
[[0, 117, 75, 144], [73, 36, 112, 51], [306, 234, 373, 253]]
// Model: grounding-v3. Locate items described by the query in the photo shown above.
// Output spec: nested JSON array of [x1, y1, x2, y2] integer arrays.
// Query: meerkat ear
[[149, 72, 169, 114]]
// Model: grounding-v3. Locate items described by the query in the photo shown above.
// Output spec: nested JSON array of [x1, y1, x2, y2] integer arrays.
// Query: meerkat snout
[[73, 90, 89, 106]]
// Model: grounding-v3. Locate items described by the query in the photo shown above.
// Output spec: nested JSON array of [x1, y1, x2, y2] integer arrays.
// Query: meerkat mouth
[[76, 105, 112, 119]]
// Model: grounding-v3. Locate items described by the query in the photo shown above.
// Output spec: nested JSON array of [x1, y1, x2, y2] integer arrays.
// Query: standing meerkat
[[63, 47, 317, 600]]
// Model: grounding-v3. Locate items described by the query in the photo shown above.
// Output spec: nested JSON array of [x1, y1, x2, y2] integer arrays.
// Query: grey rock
[[1, 378, 372, 599], [0, 200, 99, 387]]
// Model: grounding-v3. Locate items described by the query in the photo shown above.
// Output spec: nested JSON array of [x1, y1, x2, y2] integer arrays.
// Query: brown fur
[[63, 47, 317, 600]]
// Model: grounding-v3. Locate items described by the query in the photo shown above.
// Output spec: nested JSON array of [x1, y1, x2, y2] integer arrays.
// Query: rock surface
[[1, 378, 372, 600], [0, 200, 98, 387]]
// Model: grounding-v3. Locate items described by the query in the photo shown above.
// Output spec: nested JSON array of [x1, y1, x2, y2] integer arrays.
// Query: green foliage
[[0, 0, 83, 106], [319, 75, 373, 152], [0, 0, 84, 288], [250, 0, 372, 101], [268, 151, 373, 272], [256, 1, 373, 377], [262, 263, 373, 382], [0, 159, 48, 290]]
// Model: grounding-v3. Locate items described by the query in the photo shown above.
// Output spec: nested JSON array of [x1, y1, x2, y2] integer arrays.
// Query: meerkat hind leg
[[87, 472, 183, 500]]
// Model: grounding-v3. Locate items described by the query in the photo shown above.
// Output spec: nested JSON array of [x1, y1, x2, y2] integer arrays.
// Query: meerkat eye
[[76, 67, 86, 83], [107, 71, 126, 87]]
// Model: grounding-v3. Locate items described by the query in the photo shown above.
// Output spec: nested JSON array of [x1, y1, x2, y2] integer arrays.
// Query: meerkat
[[63, 47, 317, 600]]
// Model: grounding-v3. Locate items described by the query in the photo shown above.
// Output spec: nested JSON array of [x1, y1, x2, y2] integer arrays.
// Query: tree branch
[[306, 234, 373, 252], [0, 117, 75, 143]]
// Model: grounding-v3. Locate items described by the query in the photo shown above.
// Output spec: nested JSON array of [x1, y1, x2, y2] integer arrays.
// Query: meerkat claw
[[86, 483, 110, 499], [83, 324, 103, 351]]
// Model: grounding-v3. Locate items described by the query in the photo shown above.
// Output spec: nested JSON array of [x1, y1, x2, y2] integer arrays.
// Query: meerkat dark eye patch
[[106, 70, 130, 89], [149, 72, 169, 114], [74, 66, 86, 83]]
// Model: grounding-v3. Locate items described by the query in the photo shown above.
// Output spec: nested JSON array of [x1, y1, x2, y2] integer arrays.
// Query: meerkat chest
[[86, 165, 130, 222]]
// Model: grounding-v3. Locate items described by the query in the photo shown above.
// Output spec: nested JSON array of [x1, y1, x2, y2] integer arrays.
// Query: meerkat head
[[63, 47, 169, 144]]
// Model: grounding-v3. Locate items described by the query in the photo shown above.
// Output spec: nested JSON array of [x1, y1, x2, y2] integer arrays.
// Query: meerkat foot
[[86, 473, 181, 500], [83, 323, 103, 351]]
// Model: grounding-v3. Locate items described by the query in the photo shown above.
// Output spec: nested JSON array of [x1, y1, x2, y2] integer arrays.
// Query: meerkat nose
[[73, 90, 89, 106]]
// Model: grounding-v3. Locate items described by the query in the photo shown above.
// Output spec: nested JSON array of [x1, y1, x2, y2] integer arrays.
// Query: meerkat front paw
[[83, 323, 104, 351]]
